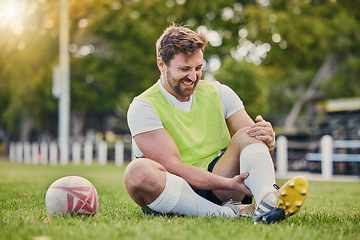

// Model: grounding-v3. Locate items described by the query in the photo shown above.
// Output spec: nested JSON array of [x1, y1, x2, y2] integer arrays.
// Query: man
[[125, 24, 308, 224]]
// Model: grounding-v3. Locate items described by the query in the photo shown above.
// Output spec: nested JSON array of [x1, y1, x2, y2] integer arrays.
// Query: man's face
[[160, 50, 203, 102]]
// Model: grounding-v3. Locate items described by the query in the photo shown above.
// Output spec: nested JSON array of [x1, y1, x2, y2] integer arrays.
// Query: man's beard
[[165, 71, 199, 99]]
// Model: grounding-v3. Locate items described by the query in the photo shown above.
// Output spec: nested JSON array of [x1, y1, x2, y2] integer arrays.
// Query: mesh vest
[[139, 80, 230, 170]]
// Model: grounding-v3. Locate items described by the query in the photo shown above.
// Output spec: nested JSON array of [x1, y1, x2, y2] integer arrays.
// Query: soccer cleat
[[222, 199, 256, 217], [253, 176, 308, 224]]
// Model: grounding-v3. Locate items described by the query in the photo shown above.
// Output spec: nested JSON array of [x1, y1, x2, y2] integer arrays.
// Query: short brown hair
[[156, 23, 207, 65]]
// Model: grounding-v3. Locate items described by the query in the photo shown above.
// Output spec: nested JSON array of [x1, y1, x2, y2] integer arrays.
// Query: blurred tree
[[0, 0, 58, 141], [1, 0, 359, 142], [214, 56, 268, 119], [69, 0, 260, 117], [238, 0, 360, 130]]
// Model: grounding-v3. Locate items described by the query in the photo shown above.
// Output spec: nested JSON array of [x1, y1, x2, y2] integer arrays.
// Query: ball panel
[[79, 184, 99, 214], [45, 187, 69, 215]]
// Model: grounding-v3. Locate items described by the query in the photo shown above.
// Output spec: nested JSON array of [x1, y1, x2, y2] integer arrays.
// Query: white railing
[[8, 140, 128, 166], [9, 136, 360, 179], [276, 135, 360, 179]]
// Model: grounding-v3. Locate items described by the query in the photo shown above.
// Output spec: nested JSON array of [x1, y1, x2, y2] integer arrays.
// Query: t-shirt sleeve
[[127, 97, 164, 137], [212, 81, 245, 119]]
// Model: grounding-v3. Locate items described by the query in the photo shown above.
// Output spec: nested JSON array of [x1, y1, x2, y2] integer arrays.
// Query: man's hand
[[247, 115, 275, 149], [231, 172, 253, 197]]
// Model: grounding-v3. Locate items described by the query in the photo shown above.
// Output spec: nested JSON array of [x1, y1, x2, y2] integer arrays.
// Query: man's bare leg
[[212, 127, 276, 203], [124, 158, 242, 217]]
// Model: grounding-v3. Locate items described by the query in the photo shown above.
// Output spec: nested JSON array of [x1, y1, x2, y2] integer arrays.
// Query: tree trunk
[[284, 56, 338, 131]]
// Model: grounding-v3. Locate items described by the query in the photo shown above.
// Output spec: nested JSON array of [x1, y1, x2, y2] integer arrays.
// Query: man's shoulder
[[138, 82, 161, 99], [198, 80, 216, 87], [196, 80, 227, 97], [198, 80, 224, 90], [128, 97, 151, 115], [196, 80, 218, 92]]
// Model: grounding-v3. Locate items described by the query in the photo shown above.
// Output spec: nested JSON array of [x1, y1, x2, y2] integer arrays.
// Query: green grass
[[0, 160, 359, 240]]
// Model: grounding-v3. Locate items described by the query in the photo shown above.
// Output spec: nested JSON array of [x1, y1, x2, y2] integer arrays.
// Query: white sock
[[240, 143, 277, 204], [147, 172, 235, 218]]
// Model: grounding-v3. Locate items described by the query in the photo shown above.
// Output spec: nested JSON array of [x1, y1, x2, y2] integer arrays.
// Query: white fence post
[[84, 140, 93, 165], [276, 135, 288, 176], [16, 142, 23, 163], [31, 142, 39, 165], [321, 135, 333, 179], [49, 142, 58, 165], [97, 141, 108, 165], [40, 142, 48, 165], [115, 141, 124, 166], [23, 142, 31, 164], [8, 140, 131, 166], [9, 142, 15, 163], [72, 142, 81, 165]]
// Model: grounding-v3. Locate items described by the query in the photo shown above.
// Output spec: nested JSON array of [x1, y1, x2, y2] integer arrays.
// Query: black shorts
[[192, 150, 252, 205]]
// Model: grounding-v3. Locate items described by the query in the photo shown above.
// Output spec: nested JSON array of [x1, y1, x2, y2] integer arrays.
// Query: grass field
[[0, 160, 359, 240]]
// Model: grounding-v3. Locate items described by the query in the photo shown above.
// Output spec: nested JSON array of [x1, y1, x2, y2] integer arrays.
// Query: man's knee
[[124, 158, 164, 188], [232, 127, 262, 151], [124, 158, 166, 205]]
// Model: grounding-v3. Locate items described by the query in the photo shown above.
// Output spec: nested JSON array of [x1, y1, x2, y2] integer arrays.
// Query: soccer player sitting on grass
[[124, 23, 308, 224]]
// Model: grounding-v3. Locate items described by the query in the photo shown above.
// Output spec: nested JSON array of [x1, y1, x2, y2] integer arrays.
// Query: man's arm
[[226, 109, 276, 155], [226, 109, 255, 137], [133, 128, 252, 195]]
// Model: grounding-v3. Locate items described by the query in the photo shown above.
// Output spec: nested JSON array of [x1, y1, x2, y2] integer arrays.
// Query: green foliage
[[0, 161, 359, 240], [214, 56, 268, 119], [0, 0, 59, 133], [1, 0, 360, 138], [232, 0, 360, 124]]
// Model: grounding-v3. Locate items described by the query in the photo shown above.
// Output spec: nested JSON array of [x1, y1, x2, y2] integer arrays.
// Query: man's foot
[[253, 176, 308, 224], [222, 200, 256, 217]]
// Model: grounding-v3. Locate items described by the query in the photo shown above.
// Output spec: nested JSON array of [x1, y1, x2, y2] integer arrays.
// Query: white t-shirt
[[127, 79, 245, 157]]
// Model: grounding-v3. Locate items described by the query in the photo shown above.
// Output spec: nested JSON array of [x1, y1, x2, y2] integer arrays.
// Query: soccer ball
[[45, 176, 99, 216]]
